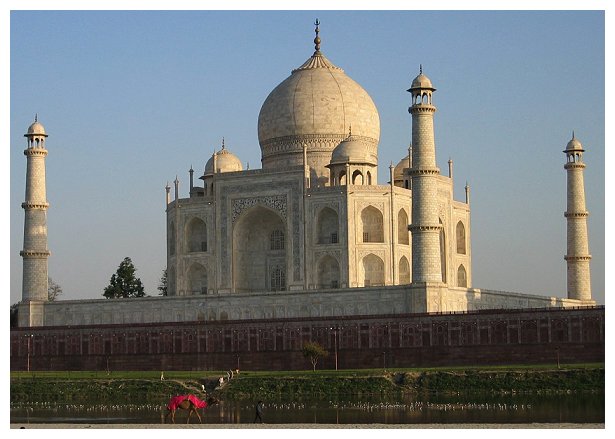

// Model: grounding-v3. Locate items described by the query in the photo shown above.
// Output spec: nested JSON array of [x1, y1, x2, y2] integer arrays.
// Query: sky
[[6, 4, 607, 307]]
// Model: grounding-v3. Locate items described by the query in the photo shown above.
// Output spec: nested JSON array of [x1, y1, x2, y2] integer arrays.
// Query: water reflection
[[11, 392, 604, 425]]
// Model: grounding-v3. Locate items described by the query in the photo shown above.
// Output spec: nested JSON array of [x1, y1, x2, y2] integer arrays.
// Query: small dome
[[26, 120, 47, 136], [408, 66, 436, 92], [204, 145, 243, 176], [565, 133, 584, 152], [394, 154, 410, 181], [329, 135, 377, 166]]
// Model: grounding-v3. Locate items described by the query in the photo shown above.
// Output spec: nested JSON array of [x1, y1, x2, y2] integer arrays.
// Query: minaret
[[20, 116, 51, 302], [407, 67, 443, 283], [563, 132, 592, 301]]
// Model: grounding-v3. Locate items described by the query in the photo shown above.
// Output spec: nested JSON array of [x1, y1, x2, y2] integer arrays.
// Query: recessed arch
[[397, 209, 409, 245], [187, 262, 208, 295], [186, 217, 207, 252], [457, 264, 467, 288], [399, 256, 410, 284], [317, 255, 340, 289], [169, 220, 176, 256], [456, 221, 466, 254], [439, 217, 446, 283], [233, 205, 287, 293], [352, 169, 363, 185], [362, 253, 384, 287], [361, 206, 384, 243], [317, 207, 339, 244]]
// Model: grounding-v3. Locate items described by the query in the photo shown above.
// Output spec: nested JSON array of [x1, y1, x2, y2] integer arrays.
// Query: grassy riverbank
[[10, 364, 604, 404]]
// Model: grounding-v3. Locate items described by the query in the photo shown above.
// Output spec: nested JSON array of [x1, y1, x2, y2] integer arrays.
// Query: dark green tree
[[302, 341, 329, 371], [103, 257, 145, 299], [158, 269, 168, 296], [10, 302, 19, 328]]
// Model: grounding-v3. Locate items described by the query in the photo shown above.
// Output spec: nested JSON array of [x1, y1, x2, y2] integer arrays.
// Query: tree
[[158, 269, 168, 296], [302, 341, 328, 371], [48, 277, 63, 301], [10, 302, 19, 328], [103, 257, 146, 299]]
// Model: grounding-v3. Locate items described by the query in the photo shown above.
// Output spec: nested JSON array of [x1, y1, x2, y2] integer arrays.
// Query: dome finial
[[314, 19, 321, 53], [222, 137, 225, 150], [348, 124, 352, 137], [572, 130, 575, 139], [419, 64, 423, 75]]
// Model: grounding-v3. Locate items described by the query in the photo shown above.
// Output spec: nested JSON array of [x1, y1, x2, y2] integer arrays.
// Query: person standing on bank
[[253, 400, 264, 423]]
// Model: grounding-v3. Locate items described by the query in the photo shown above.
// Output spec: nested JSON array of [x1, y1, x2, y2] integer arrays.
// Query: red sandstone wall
[[10, 307, 604, 371]]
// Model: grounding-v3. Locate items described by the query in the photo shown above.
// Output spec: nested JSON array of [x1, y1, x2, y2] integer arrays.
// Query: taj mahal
[[16, 22, 595, 328]]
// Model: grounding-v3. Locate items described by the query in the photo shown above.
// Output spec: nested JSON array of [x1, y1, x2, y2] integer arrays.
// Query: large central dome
[[257, 25, 380, 184]]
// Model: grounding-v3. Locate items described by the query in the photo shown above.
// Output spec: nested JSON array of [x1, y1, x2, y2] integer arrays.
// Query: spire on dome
[[419, 64, 423, 75], [314, 19, 321, 53], [35, 113, 38, 122]]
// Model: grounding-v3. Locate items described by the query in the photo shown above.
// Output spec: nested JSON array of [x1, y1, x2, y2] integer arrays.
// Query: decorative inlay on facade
[[21, 202, 49, 209], [23, 149, 48, 157], [564, 212, 589, 218], [20, 250, 51, 257], [564, 255, 592, 261], [231, 195, 288, 223]]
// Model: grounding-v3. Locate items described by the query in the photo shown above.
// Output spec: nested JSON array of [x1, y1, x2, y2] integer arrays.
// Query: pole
[[334, 329, 338, 371], [26, 335, 31, 372]]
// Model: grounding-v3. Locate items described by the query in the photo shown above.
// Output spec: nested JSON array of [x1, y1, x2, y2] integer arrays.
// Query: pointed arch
[[361, 206, 384, 243], [317, 255, 340, 289], [397, 209, 409, 244], [233, 205, 287, 293], [456, 221, 466, 254], [317, 207, 339, 244], [187, 262, 208, 295], [439, 218, 446, 283], [457, 264, 467, 288], [366, 171, 372, 185], [399, 256, 410, 284], [169, 220, 176, 256], [167, 266, 176, 296], [352, 169, 363, 185], [339, 170, 347, 185], [362, 253, 384, 286], [186, 217, 207, 252]]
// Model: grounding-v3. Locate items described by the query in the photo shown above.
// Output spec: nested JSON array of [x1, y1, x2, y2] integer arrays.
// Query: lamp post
[[330, 326, 339, 371], [26, 334, 33, 372]]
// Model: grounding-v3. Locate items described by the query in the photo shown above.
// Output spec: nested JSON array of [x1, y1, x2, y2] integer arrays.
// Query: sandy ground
[[10, 423, 605, 429]]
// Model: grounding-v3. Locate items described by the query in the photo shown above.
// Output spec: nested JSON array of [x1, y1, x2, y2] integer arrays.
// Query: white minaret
[[407, 67, 443, 284], [563, 132, 592, 301], [20, 116, 51, 302]]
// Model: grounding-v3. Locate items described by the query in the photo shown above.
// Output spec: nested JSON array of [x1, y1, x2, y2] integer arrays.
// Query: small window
[[331, 232, 338, 244], [201, 241, 208, 252], [331, 280, 339, 289], [363, 232, 369, 243]]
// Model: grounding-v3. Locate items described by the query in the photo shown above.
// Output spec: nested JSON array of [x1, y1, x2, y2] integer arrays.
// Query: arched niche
[[233, 205, 287, 293], [317, 255, 340, 289], [362, 253, 384, 286], [186, 217, 207, 252], [361, 206, 384, 243], [187, 262, 208, 295], [317, 207, 339, 244]]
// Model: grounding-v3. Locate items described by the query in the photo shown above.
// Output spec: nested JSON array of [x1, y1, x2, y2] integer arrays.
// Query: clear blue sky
[[7, 7, 606, 305]]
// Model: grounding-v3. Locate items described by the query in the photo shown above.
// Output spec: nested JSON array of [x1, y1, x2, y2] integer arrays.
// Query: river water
[[11, 392, 604, 425]]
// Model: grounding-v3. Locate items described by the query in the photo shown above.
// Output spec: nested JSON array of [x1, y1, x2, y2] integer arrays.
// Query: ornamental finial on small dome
[[35, 113, 38, 123], [314, 19, 321, 53], [419, 64, 423, 75]]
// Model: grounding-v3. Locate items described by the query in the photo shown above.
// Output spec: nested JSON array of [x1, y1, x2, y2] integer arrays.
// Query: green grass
[[10, 362, 603, 380], [10, 364, 604, 404]]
